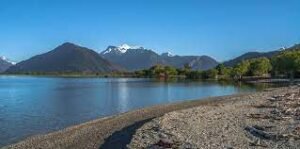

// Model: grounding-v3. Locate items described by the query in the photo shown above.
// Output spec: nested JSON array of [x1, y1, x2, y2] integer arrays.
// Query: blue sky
[[0, 0, 300, 62]]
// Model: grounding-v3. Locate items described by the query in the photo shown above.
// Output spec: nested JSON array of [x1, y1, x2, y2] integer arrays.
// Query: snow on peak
[[118, 44, 132, 50], [102, 44, 143, 55], [102, 48, 113, 54], [280, 46, 287, 50], [161, 52, 174, 57], [166, 52, 174, 57], [118, 44, 142, 51], [0, 56, 7, 61], [0, 56, 16, 65]]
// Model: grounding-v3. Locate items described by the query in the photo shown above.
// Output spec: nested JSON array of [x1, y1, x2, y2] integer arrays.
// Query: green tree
[[164, 66, 178, 77], [187, 70, 202, 79], [135, 70, 147, 77], [206, 68, 218, 79], [148, 65, 164, 77], [216, 64, 226, 75], [177, 63, 192, 77], [216, 64, 233, 80], [232, 60, 250, 79], [271, 50, 300, 80], [249, 57, 272, 76]]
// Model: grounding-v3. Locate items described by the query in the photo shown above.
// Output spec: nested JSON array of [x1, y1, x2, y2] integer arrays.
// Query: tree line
[[135, 50, 300, 80]]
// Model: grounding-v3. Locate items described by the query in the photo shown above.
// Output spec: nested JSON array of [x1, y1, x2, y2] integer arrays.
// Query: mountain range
[[6, 43, 121, 73], [2, 42, 300, 74], [100, 44, 218, 71], [4, 43, 219, 73]]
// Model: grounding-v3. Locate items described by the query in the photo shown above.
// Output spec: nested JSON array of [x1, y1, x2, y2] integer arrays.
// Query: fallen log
[[245, 126, 277, 140]]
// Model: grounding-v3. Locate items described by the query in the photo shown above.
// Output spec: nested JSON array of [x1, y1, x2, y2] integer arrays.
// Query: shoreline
[[4, 92, 258, 149], [4, 87, 287, 149]]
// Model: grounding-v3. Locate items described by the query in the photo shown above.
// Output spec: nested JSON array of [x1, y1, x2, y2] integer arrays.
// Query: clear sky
[[0, 0, 300, 62]]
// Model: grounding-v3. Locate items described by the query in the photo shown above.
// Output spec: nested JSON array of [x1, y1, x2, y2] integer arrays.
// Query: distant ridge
[[223, 44, 300, 67], [6, 42, 122, 73], [100, 44, 218, 71], [223, 51, 279, 67]]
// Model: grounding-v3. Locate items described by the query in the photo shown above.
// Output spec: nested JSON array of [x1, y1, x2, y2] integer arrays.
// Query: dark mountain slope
[[7, 42, 121, 73], [102, 47, 164, 71], [162, 55, 218, 70], [101, 45, 218, 71]]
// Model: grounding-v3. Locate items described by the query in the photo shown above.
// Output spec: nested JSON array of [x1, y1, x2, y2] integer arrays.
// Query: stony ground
[[128, 87, 300, 149]]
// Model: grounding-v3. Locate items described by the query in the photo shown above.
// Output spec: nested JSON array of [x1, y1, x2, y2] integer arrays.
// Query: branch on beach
[[245, 126, 278, 140]]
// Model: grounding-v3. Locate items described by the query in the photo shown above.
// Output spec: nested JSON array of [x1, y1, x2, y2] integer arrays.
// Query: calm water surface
[[0, 76, 269, 146]]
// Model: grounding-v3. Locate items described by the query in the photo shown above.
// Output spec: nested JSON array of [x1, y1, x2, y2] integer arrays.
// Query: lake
[[0, 76, 269, 146]]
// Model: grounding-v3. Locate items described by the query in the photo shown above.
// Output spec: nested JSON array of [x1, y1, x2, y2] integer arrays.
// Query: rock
[[284, 108, 294, 115], [153, 139, 174, 148]]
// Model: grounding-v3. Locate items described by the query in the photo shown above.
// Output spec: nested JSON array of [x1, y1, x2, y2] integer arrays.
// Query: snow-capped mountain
[[0, 56, 16, 65], [101, 44, 143, 55], [100, 44, 162, 70], [100, 44, 218, 71], [0, 56, 15, 72]]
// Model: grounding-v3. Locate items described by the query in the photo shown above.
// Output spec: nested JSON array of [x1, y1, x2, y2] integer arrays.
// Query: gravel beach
[[5, 87, 299, 149], [129, 86, 300, 149]]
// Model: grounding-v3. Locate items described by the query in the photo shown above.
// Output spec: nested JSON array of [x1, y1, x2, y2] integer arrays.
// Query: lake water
[[0, 76, 269, 146]]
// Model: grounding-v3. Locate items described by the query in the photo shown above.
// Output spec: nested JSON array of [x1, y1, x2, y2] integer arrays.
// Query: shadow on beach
[[99, 118, 153, 149]]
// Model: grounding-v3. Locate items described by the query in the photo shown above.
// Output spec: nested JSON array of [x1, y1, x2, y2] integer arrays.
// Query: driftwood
[[281, 133, 300, 140], [245, 126, 277, 140], [244, 89, 300, 147], [267, 97, 283, 102], [252, 104, 276, 109], [246, 113, 270, 119]]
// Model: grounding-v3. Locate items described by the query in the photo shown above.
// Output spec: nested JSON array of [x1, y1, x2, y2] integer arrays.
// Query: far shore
[[1, 74, 299, 85], [4, 87, 290, 149]]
